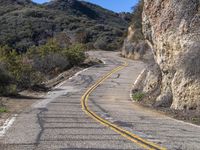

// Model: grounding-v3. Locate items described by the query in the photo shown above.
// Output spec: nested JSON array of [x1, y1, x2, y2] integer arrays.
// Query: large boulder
[[143, 0, 200, 110]]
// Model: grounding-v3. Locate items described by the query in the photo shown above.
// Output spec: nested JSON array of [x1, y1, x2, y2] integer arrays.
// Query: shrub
[[54, 32, 71, 48], [36, 39, 62, 57], [0, 65, 11, 86], [63, 44, 86, 66], [28, 39, 85, 75], [132, 92, 145, 101], [0, 38, 86, 94], [27, 39, 68, 75], [32, 53, 70, 75], [11, 59, 43, 89], [0, 46, 43, 91], [0, 107, 8, 113], [86, 42, 95, 50], [75, 30, 90, 44], [94, 36, 111, 50], [0, 64, 17, 96]]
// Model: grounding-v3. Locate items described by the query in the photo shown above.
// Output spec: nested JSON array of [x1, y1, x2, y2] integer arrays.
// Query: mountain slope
[[0, 0, 129, 51]]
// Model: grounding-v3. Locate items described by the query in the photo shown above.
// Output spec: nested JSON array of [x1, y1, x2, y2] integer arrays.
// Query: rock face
[[121, 0, 153, 60], [122, 26, 152, 60], [143, 0, 200, 110]]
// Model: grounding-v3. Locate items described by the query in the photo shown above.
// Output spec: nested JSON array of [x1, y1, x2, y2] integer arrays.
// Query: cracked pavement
[[0, 51, 200, 150]]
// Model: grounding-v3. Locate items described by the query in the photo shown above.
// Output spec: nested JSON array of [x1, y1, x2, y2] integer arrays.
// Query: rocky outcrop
[[122, 26, 152, 60], [121, 0, 153, 60], [142, 0, 200, 110]]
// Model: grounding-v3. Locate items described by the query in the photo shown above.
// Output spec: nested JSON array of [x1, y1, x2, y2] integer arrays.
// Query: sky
[[32, 0, 139, 13]]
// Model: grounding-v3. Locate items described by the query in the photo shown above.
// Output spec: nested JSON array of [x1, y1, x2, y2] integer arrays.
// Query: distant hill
[[0, 0, 130, 51]]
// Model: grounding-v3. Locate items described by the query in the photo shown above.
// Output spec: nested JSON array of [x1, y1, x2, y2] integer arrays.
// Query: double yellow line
[[81, 61, 166, 150]]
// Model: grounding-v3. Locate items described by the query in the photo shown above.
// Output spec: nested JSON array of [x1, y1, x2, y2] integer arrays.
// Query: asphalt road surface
[[1, 51, 200, 150]]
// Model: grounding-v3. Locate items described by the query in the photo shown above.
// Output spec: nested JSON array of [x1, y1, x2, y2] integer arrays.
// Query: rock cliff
[[142, 0, 200, 110]]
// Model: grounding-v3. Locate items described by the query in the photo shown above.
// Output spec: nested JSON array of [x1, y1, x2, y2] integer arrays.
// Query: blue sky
[[32, 0, 139, 12]]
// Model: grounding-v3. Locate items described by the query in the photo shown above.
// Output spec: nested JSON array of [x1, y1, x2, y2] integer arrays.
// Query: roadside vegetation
[[0, 34, 86, 96], [0, 107, 8, 113], [132, 92, 145, 102]]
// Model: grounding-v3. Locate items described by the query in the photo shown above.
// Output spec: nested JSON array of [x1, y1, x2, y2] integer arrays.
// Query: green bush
[[28, 40, 85, 74], [0, 45, 43, 92], [63, 44, 86, 66], [11, 60, 44, 89], [0, 84, 17, 96], [132, 92, 145, 102], [31, 53, 70, 75], [0, 107, 8, 113], [0, 37, 86, 95], [34, 39, 62, 57]]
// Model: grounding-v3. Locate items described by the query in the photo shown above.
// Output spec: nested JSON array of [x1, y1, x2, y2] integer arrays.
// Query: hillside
[[0, 0, 129, 51]]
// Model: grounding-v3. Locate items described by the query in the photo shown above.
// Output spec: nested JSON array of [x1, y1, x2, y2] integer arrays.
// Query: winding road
[[1, 51, 200, 150]]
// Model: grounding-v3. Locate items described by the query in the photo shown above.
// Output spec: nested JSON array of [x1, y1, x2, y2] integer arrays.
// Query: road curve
[[1, 51, 200, 150], [81, 61, 165, 150]]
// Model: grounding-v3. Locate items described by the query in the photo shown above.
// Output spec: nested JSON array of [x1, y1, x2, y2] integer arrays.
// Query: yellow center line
[[81, 61, 167, 150]]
